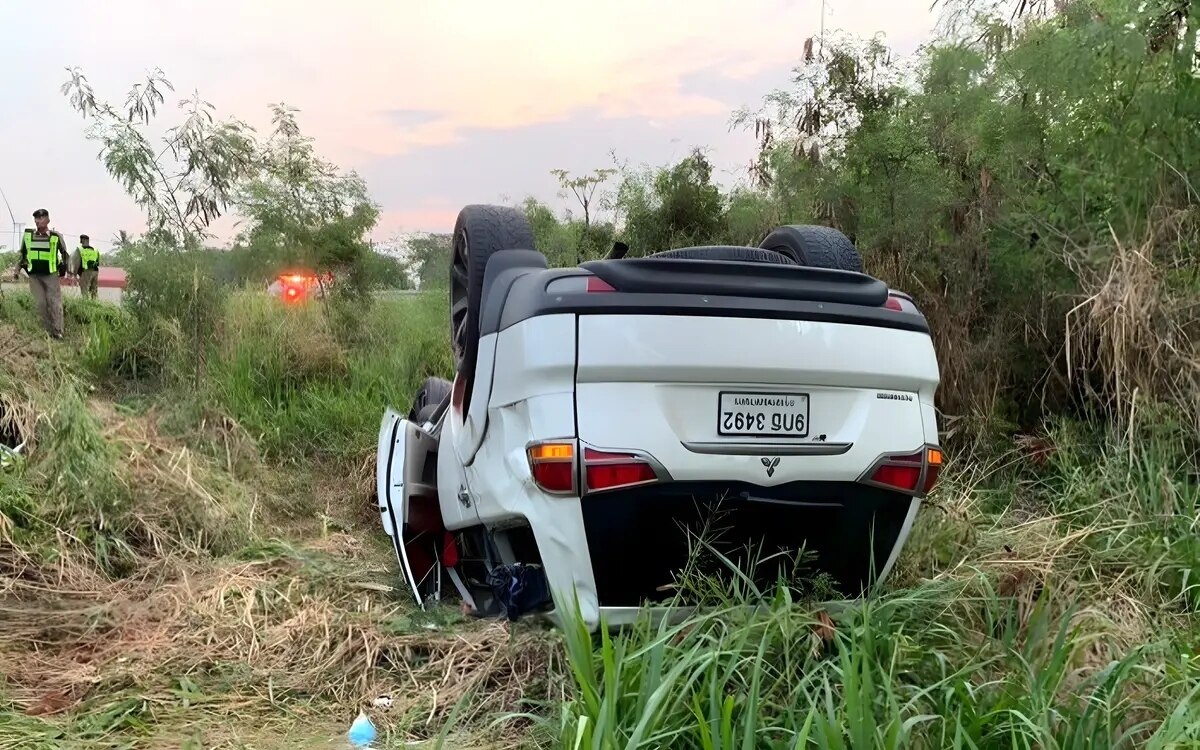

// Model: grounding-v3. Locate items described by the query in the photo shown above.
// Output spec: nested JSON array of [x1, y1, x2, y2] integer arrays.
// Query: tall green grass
[[467, 417, 1200, 749], [208, 291, 453, 460], [537, 581, 1200, 749], [76, 286, 454, 463], [9, 260, 1199, 748]]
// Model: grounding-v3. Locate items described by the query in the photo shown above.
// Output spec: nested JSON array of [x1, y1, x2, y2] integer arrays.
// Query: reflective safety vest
[[23, 230, 60, 275], [80, 246, 100, 270]]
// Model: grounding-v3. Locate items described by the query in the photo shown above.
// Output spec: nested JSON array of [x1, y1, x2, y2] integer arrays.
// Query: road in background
[[1, 283, 423, 306], [1, 281, 122, 304]]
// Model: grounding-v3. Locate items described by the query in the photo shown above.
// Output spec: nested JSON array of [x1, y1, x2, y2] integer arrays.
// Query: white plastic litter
[[372, 694, 393, 710]]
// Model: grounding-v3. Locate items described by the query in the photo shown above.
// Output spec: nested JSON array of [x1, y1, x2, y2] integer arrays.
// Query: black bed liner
[[478, 253, 931, 338]]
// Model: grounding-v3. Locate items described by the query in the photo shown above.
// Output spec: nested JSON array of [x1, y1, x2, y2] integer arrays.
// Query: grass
[[2, 284, 1199, 748], [207, 290, 453, 461], [501, 415, 1197, 748], [516, 413, 1200, 749]]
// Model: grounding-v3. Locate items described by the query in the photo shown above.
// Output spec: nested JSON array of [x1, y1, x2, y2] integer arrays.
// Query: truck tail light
[[527, 441, 577, 494], [861, 445, 943, 497], [922, 448, 943, 494], [583, 447, 661, 493]]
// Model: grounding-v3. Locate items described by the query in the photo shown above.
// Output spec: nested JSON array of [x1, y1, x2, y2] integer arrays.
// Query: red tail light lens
[[586, 462, 657, 491], [871, 463, 921, 491], [922, 448, 943, 494], [527, 443, 667, 495], [586, 277, 616, 293], [883, 296, 903, 311], [532, 461, 574, 492], [863, 446, 943, 496], [583, 448, 660, 493], [527, 442, 577, 494]]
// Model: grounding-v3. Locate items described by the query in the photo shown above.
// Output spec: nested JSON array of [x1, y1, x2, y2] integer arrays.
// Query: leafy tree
[[550, 167, 617, 263], [61, 68, 258, 247], [520, 197, 616, 267], [233, 104, 379, 277], [228, 103, 385, 336], [731, 0, 1200, 428], [402, 234, 453, 289], [613, 148, 727, 254]]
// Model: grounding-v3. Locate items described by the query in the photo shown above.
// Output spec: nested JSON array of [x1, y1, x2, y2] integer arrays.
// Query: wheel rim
[[449, 228, 470, 367]]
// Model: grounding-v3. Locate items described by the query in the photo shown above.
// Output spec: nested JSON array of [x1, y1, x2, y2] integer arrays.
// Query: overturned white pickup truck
[[376, 204, 942, 630]]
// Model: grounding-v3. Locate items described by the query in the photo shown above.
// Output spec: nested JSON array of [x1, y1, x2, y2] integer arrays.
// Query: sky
[[0, 0, 941, 250]]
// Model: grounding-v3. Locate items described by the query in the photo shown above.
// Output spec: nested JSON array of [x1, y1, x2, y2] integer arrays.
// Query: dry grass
[[0, 351, 560, 747], [0, 535, 560, 746], [1066, 213, 1200, 435], [867, 244, 1042, 446], [0, 323, 49, 453]]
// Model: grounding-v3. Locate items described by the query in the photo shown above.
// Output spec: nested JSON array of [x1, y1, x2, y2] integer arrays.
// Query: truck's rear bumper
[[485, 478, 921, 632]]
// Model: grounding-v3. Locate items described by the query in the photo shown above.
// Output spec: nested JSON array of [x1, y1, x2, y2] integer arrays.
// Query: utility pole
[[819, 0, 827, 60], [0, 183, 21, 253]]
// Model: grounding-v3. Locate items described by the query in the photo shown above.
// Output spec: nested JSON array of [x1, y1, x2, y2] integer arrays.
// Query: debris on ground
[[347, 710, 377, 747]]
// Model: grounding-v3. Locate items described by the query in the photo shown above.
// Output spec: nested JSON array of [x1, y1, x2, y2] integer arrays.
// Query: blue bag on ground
[[348, 710, 377, 747]]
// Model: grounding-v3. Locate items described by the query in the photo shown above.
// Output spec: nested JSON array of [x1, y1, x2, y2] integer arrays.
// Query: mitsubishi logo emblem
[[761, 457, 780, 477]]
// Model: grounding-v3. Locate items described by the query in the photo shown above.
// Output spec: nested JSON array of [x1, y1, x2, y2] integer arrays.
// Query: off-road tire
[[759, 225, 863, 272], [449, 205, 536, 411], [649, 246, 797, 264]]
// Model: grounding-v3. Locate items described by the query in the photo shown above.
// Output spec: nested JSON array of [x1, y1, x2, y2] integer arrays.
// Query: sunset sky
[[0, 0, 941, 249]]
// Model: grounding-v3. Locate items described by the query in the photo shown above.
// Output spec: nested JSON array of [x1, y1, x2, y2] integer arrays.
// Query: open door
[[376, 409, 446, 608]]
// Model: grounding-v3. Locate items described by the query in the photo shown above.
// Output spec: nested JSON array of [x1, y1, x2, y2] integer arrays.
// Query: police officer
[[74, 234, 101, 300], [18, 208, 70, 339]]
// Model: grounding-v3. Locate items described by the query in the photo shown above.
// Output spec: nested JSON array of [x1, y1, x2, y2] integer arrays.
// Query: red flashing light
[[586, 276, 616, 293]]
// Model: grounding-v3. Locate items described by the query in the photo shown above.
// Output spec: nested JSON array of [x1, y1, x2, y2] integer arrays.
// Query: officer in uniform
[[18, 208, 70, 339], [75, 234, 101, 300]]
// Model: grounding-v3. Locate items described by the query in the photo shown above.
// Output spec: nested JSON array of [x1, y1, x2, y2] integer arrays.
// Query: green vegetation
[[540, 417, 1200, 748], [1, 0, 1197, 747]]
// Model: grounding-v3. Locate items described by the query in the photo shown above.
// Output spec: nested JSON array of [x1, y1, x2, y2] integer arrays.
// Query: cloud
[[381, 109, 444, 129], [357, 102, 769, 237], [0, 0, 938, 246], [49, 0, 936, 163]]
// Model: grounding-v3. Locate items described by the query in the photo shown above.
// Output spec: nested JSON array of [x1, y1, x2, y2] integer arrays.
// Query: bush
[[207, 290, 451, 461]]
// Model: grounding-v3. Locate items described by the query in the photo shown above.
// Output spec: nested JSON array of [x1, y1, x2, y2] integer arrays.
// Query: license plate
[[717, 391, 810, 438]]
